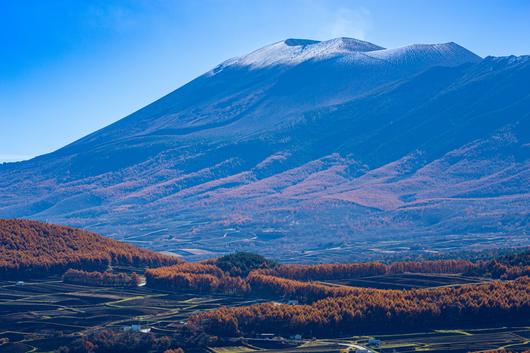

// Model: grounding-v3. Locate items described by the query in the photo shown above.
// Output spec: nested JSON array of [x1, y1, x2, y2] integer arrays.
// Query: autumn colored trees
[[56, 329, 196, 353], [255, 259, 475, 281], [145, 251, 530, 302], [0, 219, 180, 278], [146, 252, 278, 295], [247, 272, 365, 302], [146, 262, 369, 301], [245, 260, 481, 302], [63, 269, 140, 288], [255, 262, 386, 280], [387, 259, 475, 274], [145, 263, 250, 295], [189, 277, 530, 337], [163, 253, 530, 338]]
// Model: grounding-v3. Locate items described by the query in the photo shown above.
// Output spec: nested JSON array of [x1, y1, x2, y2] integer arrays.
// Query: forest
[[253, 259, 497, 280], [246, 272, 368, 302], [0, 219, 180, 279], [145, 263, 250, 295], [146, 258, 370, 301], [63, 269, 141, 288], [189, 276, 530, 337], [146, 251, 530, 302]]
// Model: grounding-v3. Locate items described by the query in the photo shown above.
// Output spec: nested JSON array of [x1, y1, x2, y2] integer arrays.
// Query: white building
[[124, 324, 151, 333]]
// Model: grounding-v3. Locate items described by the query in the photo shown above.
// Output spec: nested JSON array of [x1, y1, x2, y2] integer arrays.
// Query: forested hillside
[[0, 219, 180, 278]]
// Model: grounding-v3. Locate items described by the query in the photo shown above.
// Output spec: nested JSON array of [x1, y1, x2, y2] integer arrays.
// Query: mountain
[[1, 38, 529, 262]]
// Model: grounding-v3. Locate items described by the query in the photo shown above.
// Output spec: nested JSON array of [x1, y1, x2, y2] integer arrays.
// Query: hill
[[0, 219, 180, 278], [0, 38, 528, 261]]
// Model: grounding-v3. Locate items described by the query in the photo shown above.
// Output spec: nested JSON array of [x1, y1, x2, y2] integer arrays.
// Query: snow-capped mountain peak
[[216, 37, 384, 69], [213, 37, 480, 72]]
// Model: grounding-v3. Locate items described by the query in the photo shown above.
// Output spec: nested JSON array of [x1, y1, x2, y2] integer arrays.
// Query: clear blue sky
[[2, 0, 529, 162]]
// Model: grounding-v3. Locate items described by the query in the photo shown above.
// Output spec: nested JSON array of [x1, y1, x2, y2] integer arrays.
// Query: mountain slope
[[0, 38, 528, 261]]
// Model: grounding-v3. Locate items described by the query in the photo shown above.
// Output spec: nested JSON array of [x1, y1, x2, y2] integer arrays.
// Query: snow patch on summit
[[364, 42, 482, 66], [213, 38, 480, 72], [216, 37, 384, 69]]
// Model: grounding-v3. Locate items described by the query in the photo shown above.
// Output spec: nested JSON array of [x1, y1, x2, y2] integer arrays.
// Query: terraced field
[[0, 274, 528, 353], [212, 328, 530, 353], [373, 327, 530, 353], [322, 273, 491, 290], [0, 278, 264, 352]]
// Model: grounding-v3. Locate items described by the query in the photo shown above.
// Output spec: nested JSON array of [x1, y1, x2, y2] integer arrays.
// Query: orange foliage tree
[[190, 277, 530, 337], [0, 219, 180, 278]]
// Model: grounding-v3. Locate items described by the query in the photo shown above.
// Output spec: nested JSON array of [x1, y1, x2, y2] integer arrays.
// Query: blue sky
[[1, 0, 530, 162]]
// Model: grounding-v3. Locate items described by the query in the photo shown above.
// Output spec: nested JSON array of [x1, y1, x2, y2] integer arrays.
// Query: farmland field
[[373, 327, 530, 353], [321, 273, 490, 289], [212, 327, 530, 353], [0, 276, 528, 353], [0, 277, 264, 352]]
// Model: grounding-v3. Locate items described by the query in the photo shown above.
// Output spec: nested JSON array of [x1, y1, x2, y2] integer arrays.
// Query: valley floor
[[1, 272, 528, 353]]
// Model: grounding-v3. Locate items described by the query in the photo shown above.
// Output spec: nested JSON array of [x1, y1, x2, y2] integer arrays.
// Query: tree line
[[247, 272, 367, 302], [147, 263, 375, 302], [63, 269, 141, 288], [254, 259, 475, 281], [189, 277, 530, 337], [145, 263, 249, 295], [145, 252, 529, 302], [252, 252, 529, 282]]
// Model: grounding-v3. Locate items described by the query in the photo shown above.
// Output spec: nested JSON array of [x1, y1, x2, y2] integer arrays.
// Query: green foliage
[[498, 249, 530, 266], [214, 252, 277, 276]]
